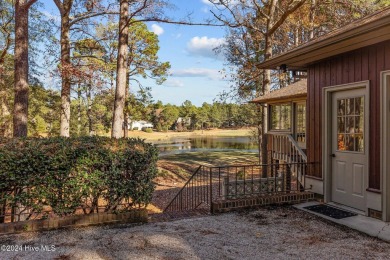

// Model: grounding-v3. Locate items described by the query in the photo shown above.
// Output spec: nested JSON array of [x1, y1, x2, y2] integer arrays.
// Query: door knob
[[331, 154, 336, 157]]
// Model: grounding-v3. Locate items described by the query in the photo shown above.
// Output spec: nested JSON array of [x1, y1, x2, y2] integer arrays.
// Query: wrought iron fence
[[163, 165, 211, 213], [164, 162, 316, 213]]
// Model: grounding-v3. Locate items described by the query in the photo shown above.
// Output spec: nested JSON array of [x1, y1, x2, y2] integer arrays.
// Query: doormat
[[303, 204, 357, 219]]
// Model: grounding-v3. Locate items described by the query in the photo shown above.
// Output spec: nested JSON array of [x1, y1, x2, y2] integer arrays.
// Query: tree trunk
[[12, 0, 37, 222], [0, 61, 12, 137], [13, 1, 34, 137], [260, 0, 275, 173], [261, 35, 272, 172], [0, 92, 12, 137], [110, 71, 114, 91], [59, 1, 73, 137], [123, 72, 130, 138], [309, 0, 316, 39], [0, 88, 10, 222], [87, 83, 93, 136], [77, 83, 81, 136], [112, 0, 129, 138], [294, 26, 299, 46]]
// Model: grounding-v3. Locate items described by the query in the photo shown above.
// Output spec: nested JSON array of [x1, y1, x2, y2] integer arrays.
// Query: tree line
[[1, 0, 217, 139], [0, 80, 259, 137], [1, 0, 389, 140]]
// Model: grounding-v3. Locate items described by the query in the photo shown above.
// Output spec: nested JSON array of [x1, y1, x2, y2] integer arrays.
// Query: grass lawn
[[160, 150, 259, 166], [126, 128, 254, 142]]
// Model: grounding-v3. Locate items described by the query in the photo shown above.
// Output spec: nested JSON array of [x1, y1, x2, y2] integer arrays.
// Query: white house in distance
[[128, 120, 153, 130]]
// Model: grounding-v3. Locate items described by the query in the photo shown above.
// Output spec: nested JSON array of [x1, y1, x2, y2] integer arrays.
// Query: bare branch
[[130, 17, 225, 27], [53, 0, 64, 15], [24, 0, 38, 10], [69, 11, 118, 27], [0, 34, 11, 63], [252, 0, 270, 20], [128, 0, 149, 21], [0, 15, 13, 63], [268, 0, 307, 35], [123, 0, 225, 29]]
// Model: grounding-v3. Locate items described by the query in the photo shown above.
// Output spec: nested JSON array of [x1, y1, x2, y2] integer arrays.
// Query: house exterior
[[253, 7, 390, 221], [252, 79, 307, 149], [129, 120, 153, 130]]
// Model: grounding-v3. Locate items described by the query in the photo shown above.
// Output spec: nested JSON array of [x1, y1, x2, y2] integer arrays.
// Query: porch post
[[262, 133, 268, 178]]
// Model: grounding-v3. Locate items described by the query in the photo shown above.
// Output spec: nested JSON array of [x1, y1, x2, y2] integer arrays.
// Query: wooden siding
[[307, 40, 390, 190]]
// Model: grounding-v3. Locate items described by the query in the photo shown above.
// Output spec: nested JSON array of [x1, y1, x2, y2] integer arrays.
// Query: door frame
[[322, 81, 370, 213], [381, 71, 390, 221]]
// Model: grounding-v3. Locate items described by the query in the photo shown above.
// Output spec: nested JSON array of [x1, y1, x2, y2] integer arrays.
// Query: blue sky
[[143, 0, 229, 106], [39, 0, 230, 106]]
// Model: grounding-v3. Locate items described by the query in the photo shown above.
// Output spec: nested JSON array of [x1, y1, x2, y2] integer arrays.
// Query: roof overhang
[[258, 8, 390, 70], [250, 93, 306, 104], [250, 79, 307, 104]]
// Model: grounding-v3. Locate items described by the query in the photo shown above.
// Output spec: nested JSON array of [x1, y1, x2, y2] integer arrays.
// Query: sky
[[39, 0, 231, 106], [143, 0, 229, 106]]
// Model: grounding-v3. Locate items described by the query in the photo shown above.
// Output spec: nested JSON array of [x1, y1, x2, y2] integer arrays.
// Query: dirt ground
[[1, 206, 390, 260], [150, 151, 259, 214], [3, 149, 387, 259]]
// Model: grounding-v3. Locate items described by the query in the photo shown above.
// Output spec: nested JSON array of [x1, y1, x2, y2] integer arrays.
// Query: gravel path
[[0, 206, 389, 260]]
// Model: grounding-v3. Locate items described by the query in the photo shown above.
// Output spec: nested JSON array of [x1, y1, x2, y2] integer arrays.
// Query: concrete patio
[[295, 201, 390, 243]]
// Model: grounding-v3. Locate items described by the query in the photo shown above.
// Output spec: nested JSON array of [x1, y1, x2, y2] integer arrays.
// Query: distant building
[[175, 117, 191, 131], [176, 117, 191, 126], [128, 120, 153, 130]]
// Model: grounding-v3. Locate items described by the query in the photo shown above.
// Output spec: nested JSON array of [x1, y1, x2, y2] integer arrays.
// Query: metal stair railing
[[163, 161, 314, 213], [164, 165, 211, 213]]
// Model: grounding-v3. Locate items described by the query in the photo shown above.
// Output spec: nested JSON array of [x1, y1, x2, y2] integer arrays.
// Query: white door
[[331, 88, 368, 211]]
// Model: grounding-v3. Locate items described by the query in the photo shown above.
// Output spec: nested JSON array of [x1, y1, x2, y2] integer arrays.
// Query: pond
[[156, 136, 259, 156]]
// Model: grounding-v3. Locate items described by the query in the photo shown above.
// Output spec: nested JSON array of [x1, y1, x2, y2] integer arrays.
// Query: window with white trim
[[269, 103, 291, 131]]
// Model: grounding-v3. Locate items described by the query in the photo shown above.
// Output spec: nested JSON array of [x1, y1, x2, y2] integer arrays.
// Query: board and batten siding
[[307, 40, 390, 191]]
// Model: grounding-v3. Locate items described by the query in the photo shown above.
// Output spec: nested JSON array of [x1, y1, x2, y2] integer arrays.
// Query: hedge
[[0, 137, 158, 222]]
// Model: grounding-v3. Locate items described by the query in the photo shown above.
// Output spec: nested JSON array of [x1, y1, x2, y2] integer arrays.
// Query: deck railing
[[269, 134, 308, 187], [164, 162, 315, 213], [270, 134, 307, 163]]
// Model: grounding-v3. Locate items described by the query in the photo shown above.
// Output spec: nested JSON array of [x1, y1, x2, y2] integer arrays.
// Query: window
[[336, 96, 364, 152], [296, 103, 306, 143], [270, 103, 291, 131]]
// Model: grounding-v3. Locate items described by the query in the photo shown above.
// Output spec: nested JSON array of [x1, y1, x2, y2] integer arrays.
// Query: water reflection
[[156, 136, 258, 156]]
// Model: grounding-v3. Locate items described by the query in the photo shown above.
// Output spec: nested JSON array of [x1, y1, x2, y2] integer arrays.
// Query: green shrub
[[157, 169, 169, 177], [142, 128, 153, 133], [0, 137, 158, 218]]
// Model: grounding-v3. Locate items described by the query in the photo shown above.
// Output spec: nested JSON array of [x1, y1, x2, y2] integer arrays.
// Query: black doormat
[[304, 204, 357, 219]]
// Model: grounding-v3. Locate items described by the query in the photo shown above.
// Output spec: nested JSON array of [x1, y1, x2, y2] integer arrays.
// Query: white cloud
[[201, 0, 213, 5], [201, 0, 240, 6], [163, 78, 184, 87], [172, 33, 182, 39], [42, 11, 61, 23], [151, 24, 164, 36], [171, 68, 223, 80], [201, 0, 213, 13], [202, 7, 210, 13], [187, 36, 226, 59]]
